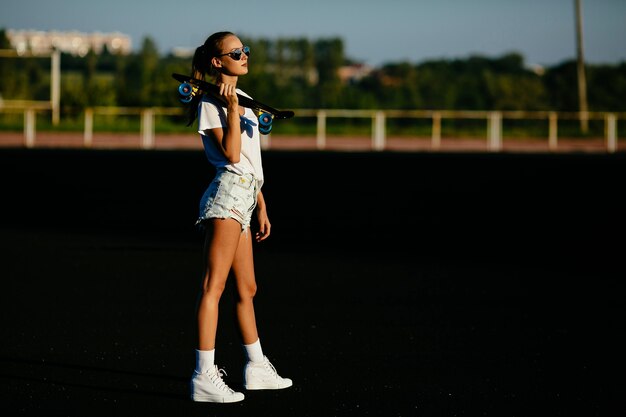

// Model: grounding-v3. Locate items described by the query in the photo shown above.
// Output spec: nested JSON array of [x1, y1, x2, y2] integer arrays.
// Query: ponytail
[[184, 31, 235, 126]]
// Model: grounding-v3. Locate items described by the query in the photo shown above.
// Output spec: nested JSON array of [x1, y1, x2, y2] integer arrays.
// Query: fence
[[293, 109, 621, 153], [0, 104, 622, 152]]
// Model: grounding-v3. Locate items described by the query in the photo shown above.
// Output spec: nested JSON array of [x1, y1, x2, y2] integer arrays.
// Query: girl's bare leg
[[197, 218, 242, 350], [231, 227, 259, 345]]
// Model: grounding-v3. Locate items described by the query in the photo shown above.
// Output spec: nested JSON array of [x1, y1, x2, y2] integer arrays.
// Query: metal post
[[51, 49, 61, 125], [261, 132, 271, 150], [141, 109, 154, 149], [372, 111, 386, 151], [24, 108, 36, 148], [548, 112, 558, 151], [431, 111, 441, 150], [84, 108, 93, 148], [605, 113, 617, 153], [316, 110, 326, 150], [575, 0, 589, 133], [488, 111, 502, 151]]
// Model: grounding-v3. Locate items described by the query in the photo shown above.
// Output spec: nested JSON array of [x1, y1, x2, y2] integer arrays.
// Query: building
[[6, 29, 132, 56], [338, 63, 374, 84]]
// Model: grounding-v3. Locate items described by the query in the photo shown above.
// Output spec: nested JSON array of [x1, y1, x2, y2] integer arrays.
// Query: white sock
[[243, 339, 264, 363], [195, 349, 215, 373]]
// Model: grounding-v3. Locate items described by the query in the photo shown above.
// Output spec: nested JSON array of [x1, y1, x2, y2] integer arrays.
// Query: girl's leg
[[230, 227, 259, 345], [191, 218, 247, 404], [197, 218, 242, 350], [232, 230, 293, 390]]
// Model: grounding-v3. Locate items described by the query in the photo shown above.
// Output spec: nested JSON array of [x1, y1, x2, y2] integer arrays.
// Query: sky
[[1, 0, 625, 68]]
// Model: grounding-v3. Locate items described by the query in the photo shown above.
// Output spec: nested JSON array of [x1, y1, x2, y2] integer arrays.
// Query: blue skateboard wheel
[[258, 112, 273, 127], [179, 95, 194, 103], [178, 82, 193, 97], [258, 112, 273, 135]]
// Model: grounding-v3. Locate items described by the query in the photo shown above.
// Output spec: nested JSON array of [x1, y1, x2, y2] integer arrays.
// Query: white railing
[[0, 101, 52, 148], [0, 49, 61, 124], [81, 106, 182, 149], [290, 108, 621, 152], [0, 104, 622, 152]]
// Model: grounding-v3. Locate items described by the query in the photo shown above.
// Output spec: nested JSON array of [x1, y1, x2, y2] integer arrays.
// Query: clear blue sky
[[1, 0, 624, 67]]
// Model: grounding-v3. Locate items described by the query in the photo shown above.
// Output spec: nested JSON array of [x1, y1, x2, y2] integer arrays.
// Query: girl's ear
[[211, 57, 222, 69]]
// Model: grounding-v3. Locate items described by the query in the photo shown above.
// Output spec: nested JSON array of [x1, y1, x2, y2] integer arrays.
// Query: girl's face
[[213, 35, 249, 77]]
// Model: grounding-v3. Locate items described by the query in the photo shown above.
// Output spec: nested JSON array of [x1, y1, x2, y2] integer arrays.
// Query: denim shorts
[[196, 170, 259, 230]]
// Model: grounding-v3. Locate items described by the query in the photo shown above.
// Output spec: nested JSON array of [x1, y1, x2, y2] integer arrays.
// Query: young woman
[[186, 31, 292, 403]]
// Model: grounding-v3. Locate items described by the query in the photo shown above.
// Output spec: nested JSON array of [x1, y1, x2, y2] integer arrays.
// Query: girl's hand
[[255, 207, 271, 242], [218, 82, 239, 108]]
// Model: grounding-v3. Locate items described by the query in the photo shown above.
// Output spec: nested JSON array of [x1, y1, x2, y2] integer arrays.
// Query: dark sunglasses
[[216, 46, 250, 61]]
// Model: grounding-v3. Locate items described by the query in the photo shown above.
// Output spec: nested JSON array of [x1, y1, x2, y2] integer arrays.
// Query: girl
[[186, 31, 292, 403]]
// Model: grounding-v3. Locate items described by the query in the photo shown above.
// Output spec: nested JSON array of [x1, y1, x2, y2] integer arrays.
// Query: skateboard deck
[[172, 73, 294, 134]]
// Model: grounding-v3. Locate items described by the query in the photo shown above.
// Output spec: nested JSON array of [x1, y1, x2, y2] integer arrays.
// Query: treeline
[[1, 29, 625, 113]]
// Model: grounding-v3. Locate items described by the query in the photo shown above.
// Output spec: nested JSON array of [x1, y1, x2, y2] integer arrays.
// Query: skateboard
[[172, 73, 294, 134]]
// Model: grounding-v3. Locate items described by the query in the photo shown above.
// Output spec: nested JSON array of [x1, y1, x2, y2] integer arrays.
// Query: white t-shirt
[[197, 90, 264, 188]]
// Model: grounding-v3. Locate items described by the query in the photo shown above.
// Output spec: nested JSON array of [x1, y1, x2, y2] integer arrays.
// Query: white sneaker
[[244, 356, 293, 390], [190, 365, 245, 403]]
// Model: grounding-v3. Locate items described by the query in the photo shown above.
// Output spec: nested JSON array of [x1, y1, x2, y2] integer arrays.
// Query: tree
[[0, 29, 18, 100], [139, 37, 159, 105], [544, 61, 579, 111], [314, 38, 345, 107]]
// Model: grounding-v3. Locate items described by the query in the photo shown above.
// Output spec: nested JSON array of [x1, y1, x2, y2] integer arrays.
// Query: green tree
[[543, 61, 579, 111], [3, 32, 625, 115], [586, 63, 626, 111], [0, 29, 18, 100], [139, 37, 159, 105], [314, 38, 344, 107]]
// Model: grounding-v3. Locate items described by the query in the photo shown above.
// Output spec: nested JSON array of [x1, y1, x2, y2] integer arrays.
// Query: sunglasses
[[216, 46, 251, 61]]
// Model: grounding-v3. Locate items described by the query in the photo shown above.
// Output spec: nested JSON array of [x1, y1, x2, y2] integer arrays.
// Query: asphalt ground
[[1, 148, 625, 417]]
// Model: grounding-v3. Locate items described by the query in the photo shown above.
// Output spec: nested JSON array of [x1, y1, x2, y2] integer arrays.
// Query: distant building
[[338, 63, 374, 84], [6, 29, 132, 56], [528, 64, 546, 76], [170, 47, 195, 58]]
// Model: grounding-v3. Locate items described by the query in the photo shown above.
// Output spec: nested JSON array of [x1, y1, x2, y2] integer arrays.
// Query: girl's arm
[[255, 190, 271, 242], [207, 83, 242, 163]]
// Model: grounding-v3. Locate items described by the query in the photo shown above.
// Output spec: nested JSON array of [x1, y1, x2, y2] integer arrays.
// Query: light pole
[[575, 0, 588, 133], [51, 49, 60, 125]]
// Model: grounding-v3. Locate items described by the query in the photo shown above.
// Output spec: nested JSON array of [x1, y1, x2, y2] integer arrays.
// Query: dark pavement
[[1, 148, 624, 416]]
